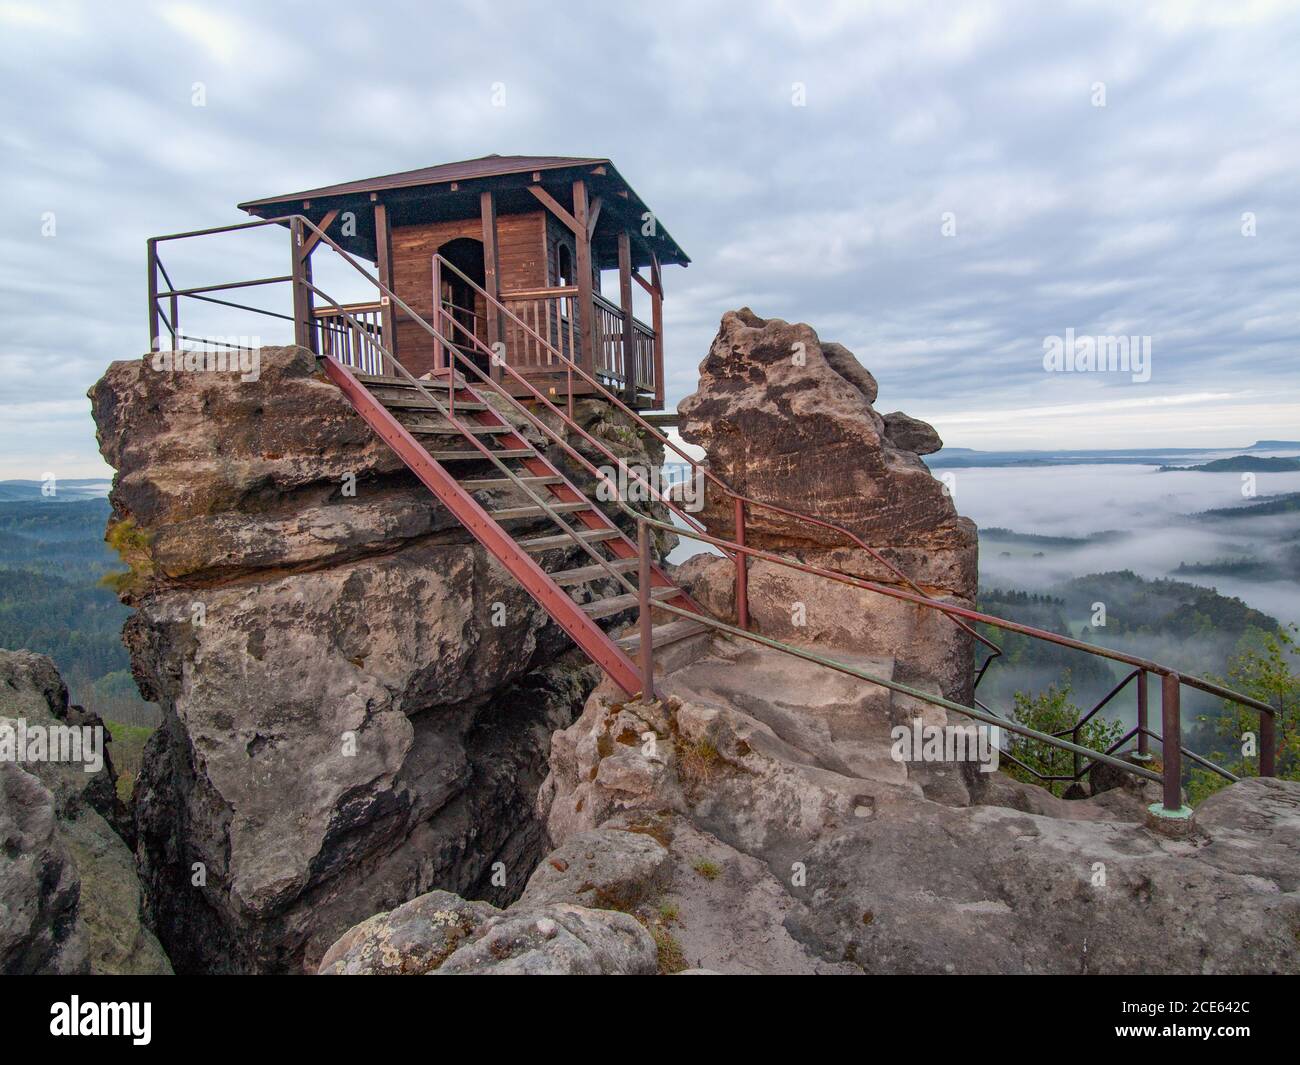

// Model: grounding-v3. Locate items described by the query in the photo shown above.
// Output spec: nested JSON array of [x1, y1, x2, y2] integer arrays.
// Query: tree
[[1189, 624, 1299, 803], [1003, 683, 1125, 798]]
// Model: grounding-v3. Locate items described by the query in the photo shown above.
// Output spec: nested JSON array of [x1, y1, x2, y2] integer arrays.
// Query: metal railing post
[[1136, 668, 1150, 759], [637, 519, 655, 702], [734, 496, 749, 630], [1161, 672, 1182, 812], [147, 238, 160, 353], [1261, 700, 1277, 778]]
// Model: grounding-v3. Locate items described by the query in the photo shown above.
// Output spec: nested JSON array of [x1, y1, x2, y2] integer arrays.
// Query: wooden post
[[373, 201, 396, 365], [432, 254, 444, 373], [290, 217, 314, 352], [650, 252, 664, 409], [480, 189, 502, 382], [618, 230, 635, 403], [573, 180, 596, 376], [147, 238, 160, 353]]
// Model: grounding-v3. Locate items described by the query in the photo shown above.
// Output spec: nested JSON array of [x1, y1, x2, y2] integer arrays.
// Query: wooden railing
[[501, 286, 579, 370], [495, 286, 657, 397], [313, 300, 385, 375]]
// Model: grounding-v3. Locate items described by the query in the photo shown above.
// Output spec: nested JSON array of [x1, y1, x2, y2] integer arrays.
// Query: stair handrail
[[147, 213, 1278, 797], [432, 252, 1001, 661], [417, 290, 1278, 799], [302, 287, 657, 604], [283, 216, 1272, 719], [632, 512, 1272, 809]]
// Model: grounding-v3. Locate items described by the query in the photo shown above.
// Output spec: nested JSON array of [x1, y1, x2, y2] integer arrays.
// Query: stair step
[[549, 558, 640, 585], [429, 448, 535, 461], [582, 586, 678, 620], [380, 395, 487, 411], [616, 618, 711, 653], [458, 475, 564, 491], [355, 374, 463, 390], [518, 528, 623, 553], [387, 397, 488, 413], [489, 501, 590, 521], [404, 421, 512, 436]]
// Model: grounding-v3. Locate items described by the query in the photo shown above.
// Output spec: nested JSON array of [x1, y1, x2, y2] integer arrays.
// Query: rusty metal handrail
[[632, 517, 1265, 807], [143, 212, 1278, 814], [433, 254, 1000, 660]]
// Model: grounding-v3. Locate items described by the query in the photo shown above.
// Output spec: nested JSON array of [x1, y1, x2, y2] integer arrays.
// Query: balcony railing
[[495, 287, 658, 397], [313, 300, 386, 375]]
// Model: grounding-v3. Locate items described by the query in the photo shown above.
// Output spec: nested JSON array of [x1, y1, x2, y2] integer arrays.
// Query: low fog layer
[[961, 463, 1300, 627]]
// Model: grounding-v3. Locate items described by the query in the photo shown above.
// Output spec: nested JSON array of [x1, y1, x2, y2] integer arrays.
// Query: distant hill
[[0, 496, 158, 727], [0, 478, 111, 501], [1159, 456, 1300, 473], [1194, 492, 1300, 520], [927, 442, 1300, 469]]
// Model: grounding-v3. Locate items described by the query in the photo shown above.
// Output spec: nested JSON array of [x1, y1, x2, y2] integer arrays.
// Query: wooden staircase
[[319, 362, 707, 695]]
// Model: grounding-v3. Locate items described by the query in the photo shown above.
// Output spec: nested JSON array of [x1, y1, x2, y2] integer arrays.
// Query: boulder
[[881, 411, 943, 455], [676, 310, 977, 702], [316, 886, 657, 976]]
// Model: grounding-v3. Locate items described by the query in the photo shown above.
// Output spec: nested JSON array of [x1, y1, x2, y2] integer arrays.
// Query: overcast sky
[[2, 0, 1297, 479]]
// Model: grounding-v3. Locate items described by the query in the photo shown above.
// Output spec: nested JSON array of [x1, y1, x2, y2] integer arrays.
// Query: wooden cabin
[[237, 154, 689, 410]]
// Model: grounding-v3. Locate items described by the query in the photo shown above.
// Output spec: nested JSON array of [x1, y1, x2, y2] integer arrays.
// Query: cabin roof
[[237, 154, 689, 268]]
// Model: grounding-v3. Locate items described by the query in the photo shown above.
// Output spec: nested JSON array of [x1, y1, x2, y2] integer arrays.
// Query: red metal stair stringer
[[320, 355, 647, 695]]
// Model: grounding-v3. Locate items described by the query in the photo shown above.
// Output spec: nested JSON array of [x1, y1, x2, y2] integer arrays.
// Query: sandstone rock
[[538, 638, 1300, 974], [881, 411, 943, 455], [519, 827, 671, 910], [317, 887, 657, 976], [0, 650, 169, 974], [90, 346, 603, 972], [0, 762, 87, 974], [431, 903, 656, 975], [317, 890, 496, 975], [676, 310, 976, 702]]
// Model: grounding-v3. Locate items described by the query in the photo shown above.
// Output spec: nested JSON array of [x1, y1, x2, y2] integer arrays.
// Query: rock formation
[[80, 321, 1300, 977], [533, 643, 1300, 973], [0, 650, 171, 974], [676, 309, 976, 702], [87, 345, 670, 973]]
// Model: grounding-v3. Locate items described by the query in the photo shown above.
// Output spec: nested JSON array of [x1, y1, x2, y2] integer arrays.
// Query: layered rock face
[[88, 345, 646, 973], [0, 650, 171, 974], [677, 310, 977, 702]]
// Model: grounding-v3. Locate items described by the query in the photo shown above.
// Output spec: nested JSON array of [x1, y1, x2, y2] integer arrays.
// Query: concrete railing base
[[1145, 802, 1196, 838]]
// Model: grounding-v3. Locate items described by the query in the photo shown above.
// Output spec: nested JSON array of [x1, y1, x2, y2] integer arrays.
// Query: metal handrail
[[433, 252, 1001, 662], [632, 514, 1259, 797], [143, 212, 1278, 810]]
